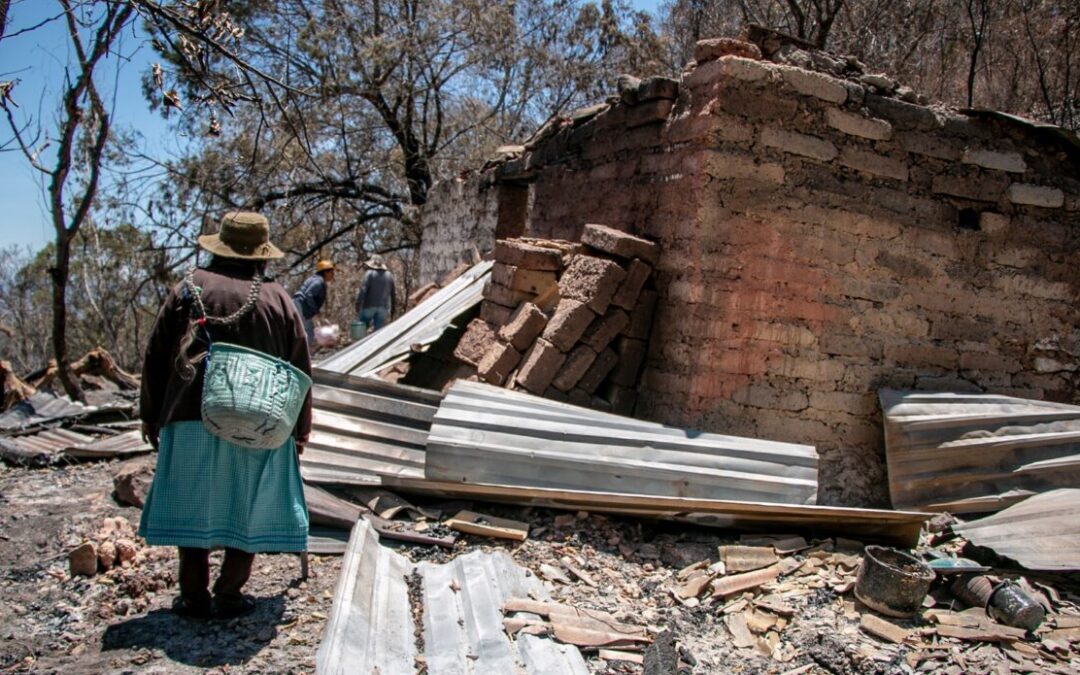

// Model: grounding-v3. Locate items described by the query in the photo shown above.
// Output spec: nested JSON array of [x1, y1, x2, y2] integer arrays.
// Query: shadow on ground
[[100, 594, 288, 668]]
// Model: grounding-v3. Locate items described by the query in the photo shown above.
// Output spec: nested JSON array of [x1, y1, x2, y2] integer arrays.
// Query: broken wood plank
[[385, 477, 928, 547], [445, 510, 529, 541], [935, 624, 1026, 643], [860, 613, 911, 643], [559, 556, 598, 587], [599, 649, 643, 664]]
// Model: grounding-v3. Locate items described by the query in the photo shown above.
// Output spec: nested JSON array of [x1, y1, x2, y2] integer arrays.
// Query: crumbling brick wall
[[417, 174, 500, 286], [418, 44, 1080, 508]]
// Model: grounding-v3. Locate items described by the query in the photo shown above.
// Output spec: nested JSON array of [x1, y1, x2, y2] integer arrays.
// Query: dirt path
[[0, 460, 340, 674]]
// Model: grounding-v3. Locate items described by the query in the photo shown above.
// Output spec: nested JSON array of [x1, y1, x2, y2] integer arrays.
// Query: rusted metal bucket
[[854, 545, 935, 617]]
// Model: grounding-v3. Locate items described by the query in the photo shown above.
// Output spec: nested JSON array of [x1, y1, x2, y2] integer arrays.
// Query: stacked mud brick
[[452, 224, 659, 415]]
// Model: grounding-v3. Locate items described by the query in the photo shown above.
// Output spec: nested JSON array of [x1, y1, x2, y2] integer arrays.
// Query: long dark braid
[[175, 259, 265, 381]]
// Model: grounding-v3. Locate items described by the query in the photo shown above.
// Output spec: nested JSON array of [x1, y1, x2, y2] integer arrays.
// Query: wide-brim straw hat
[[198, 211, 284, 260], [366, 254, 387, 270]]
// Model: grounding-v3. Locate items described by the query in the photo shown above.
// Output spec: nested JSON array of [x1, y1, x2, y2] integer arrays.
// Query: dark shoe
[[213, 594, 257, 620], [172, 596, 212, 620]]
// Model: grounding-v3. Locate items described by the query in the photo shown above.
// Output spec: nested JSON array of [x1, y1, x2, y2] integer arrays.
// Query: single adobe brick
[[693, 38, 762, 62], [611, 259, 652, 310], [551, 344, 599, 392], [452, 318, 496, 367], [499, 302, 548, 352], [543, 386, 569, 403], [480, 300, 513, 326], [484, 280, 535, 308], [542, 298, 596, 352], [477, 342, 522, 387], [559, 255, 627, 315], [515, 338, 567, 394], [494, 239, 563, 271], [492, 263, 558, 295], [610, 336, 648, 387], [577, 347, 618, 395], [581, 308, 629, 351], [567, 388, 593, 408], [623, 289, 657, 339], [581, 224, 660, 265], [603, 382, 639, 416]]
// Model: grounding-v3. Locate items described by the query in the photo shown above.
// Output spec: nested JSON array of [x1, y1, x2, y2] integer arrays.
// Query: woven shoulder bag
[[185, 269, 312, 450]]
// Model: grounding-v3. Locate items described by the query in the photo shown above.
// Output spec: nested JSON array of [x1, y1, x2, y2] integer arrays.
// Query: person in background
[[292, 259, 335, 347], [355, 254, 395, 333], [138, 211, 311, 620]]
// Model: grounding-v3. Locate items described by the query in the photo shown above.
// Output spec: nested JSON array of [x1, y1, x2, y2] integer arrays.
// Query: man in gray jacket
[[355, 254, 395, 333]]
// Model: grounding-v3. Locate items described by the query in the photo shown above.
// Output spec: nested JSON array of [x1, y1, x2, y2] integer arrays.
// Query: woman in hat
[[139, 211, 312, 620]]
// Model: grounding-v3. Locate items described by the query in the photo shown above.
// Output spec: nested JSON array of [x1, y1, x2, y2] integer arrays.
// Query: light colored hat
[[197, 211, 284, 260], [366, 254, 387, 270], [315, 259, 336, 273]]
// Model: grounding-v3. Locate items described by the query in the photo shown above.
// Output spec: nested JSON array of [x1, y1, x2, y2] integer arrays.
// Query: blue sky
[[0, 0, 661, 255], [0, 1, 173, 253]]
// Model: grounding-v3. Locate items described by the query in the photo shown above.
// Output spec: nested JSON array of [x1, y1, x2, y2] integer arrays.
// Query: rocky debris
[[68, 542, 98, 578], [1, 461, 338, 673], [112, 454, 155, 508]]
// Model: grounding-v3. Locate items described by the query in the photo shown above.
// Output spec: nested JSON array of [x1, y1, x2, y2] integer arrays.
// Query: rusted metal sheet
[[427, 380, 819, 505], [317, 260, 492, 376], [880, 389, 1080, 513], [0, 428, 94, 466], [954, 489, 1080, 571], [316, 520, 587, 675], [300, 371, 442, 486], [64, 430, 153, 459], [385, 479, 928, 547], [0, 392, 98, 432]]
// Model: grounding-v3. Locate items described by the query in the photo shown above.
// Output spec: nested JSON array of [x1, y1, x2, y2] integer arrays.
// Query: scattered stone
[[113, 456, 155, 509], [69, 542, 98, 577], [694, 38, 762, 62]]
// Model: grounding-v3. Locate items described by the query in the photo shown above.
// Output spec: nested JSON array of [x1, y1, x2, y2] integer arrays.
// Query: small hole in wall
[[957, 208, 981, 231]]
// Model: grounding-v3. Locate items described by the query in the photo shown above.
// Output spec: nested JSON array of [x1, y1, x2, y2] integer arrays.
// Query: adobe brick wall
[[416, 173, 499, 285], [418, 48, 1080, 508]]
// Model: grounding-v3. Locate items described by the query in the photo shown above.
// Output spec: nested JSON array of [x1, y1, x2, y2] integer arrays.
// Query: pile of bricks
[[452, 224, 659, 415]]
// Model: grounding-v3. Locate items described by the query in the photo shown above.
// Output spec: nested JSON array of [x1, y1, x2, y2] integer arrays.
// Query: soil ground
[[2, 458, 1078, 675]]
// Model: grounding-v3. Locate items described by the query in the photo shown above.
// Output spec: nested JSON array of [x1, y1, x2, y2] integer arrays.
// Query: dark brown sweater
[[140, 259, 313, 444]]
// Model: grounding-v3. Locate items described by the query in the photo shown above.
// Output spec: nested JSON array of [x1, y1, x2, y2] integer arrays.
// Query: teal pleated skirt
[[139, 421, 308, 552]]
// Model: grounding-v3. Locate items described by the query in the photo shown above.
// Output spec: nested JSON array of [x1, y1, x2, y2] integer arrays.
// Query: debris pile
[[454, 224, 658, 414], [64, 516, 174, 619]]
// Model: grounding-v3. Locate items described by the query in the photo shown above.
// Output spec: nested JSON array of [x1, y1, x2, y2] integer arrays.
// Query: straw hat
[[366, 254, 387, 270], [197, 211, 284, 260]]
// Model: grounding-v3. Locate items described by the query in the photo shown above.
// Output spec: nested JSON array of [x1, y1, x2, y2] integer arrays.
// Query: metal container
[[949, 575, 1046, 632], [854, 545, 935, 617], [349, 321, 367, 341], [988, 581, 1045, 631]]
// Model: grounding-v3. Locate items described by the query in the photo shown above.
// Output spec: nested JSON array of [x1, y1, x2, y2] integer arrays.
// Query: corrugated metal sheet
[[65, 430, 153, 459], [0, 392, 98, 431], [385, 477, 928, 547], [300, 371, 443, 486], [317, 260, 493, 376], [954, 489, 1080, 571], [880, 389, 1080, 513], [427, 380, 819, 505], [316, 520, 588, 675], [0, 428, 93, 466]]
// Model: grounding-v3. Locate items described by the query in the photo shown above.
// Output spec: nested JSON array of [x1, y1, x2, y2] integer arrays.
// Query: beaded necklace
[[183, 266, 263, 338]]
